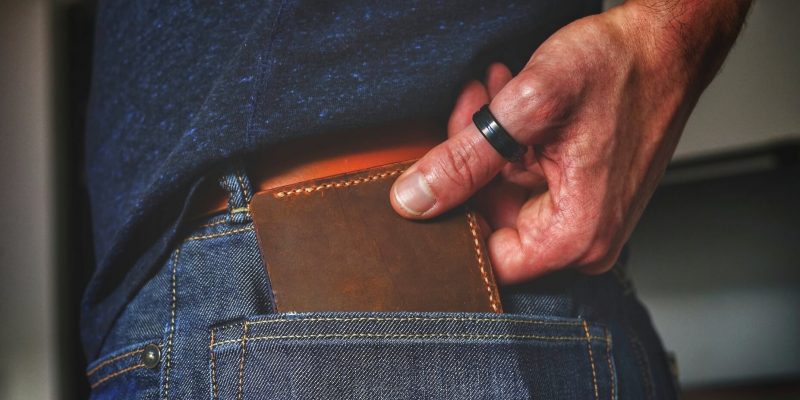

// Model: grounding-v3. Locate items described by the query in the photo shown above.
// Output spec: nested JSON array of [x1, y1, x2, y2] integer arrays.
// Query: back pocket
[[209, 311, 615, 400]]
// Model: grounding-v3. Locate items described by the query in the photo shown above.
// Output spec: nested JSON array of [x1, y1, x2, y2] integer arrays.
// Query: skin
[[390, 0, 752, 284]]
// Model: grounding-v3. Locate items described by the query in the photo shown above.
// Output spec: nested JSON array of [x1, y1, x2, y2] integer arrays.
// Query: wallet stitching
[[582, 320, 600, 400], [466, 211, 500, 312], [271, 169, 404, 198], [266, 167, 502, 313], [211, 333, 605, 348]]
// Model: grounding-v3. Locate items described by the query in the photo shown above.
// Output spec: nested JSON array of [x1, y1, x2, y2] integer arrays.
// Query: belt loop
[[217, 160, 254, 224]]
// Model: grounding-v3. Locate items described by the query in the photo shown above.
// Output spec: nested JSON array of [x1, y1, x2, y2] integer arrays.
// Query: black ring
[[472, 104, 526, 162]]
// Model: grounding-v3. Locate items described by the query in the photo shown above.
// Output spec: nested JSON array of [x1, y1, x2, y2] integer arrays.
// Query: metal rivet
[[141, 344, 161, 369]]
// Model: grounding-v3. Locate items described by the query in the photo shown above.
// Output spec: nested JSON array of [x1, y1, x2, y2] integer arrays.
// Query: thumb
[[390, 117, 509, 219], [390, 67, 560, 219]]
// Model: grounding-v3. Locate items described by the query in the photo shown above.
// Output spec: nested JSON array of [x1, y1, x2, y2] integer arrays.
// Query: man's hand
[[390, 0, 751, 284]]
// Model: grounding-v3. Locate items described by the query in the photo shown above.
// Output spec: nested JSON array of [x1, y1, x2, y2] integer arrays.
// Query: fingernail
[[393, 171, 436, 216]]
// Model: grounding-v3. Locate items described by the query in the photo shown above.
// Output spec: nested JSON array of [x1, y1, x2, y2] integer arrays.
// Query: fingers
[[390, 123, 506, 218], [391, 64, 571, 219], [486, 63, 513, 98], [447, 80, 489, 137], [487, 170, 624, 284], [447, 63, 514, 137]]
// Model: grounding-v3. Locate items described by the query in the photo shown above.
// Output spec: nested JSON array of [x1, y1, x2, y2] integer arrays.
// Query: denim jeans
[[84, 164, 678, 399]]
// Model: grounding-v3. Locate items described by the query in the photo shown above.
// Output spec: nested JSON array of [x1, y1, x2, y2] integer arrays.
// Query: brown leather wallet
[[250, 160, 503, 313]]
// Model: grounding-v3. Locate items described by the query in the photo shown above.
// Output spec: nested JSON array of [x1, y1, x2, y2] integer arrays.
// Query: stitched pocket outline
[[209, 311, 616, 400]]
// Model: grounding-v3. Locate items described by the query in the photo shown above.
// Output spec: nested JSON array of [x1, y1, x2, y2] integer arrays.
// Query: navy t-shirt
[[83, 0, 600, 355]]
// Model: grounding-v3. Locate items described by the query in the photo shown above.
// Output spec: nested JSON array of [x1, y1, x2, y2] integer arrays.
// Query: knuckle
[[435, 141, 479, 192], [503, 74, 569, 124], [578, 238, 620, 274]]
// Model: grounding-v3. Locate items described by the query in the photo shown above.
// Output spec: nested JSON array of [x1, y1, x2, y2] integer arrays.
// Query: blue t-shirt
[[83, 0, 600, 351]]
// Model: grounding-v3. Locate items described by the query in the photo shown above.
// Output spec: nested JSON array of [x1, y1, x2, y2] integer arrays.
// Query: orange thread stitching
[[86, 348, 144, 376], [185, 227, 254, 242], [235, 169, 251, 201], [210, 329, 219, 400], [212, 332, 603, 348], [466, 211, 499, 312], [199, 219, 228, 228], [162, 249, 179, 400], [605, 327, 615, 400], [247, 316, 580, 327], [90, 364, 145, 389], [237, 321, 248, 400], [272, 169, 404, 198], [583, 320, 600, 400]]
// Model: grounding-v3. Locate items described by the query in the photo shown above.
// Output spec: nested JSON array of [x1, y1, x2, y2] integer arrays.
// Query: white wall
[[0, 1, 56, 399]]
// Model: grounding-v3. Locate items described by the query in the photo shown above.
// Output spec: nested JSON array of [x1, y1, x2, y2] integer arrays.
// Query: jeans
[[84, 163, 678, 399]]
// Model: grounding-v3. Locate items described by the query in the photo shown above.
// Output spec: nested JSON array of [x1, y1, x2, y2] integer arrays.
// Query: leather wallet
[[250, 159, 502, 313]]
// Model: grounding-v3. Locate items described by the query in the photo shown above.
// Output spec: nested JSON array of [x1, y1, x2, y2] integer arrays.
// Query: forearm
[[613, 0, 752, 93]]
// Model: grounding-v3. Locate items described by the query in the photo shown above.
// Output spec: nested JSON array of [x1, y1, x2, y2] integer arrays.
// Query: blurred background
[[0, 0, 797, 399]]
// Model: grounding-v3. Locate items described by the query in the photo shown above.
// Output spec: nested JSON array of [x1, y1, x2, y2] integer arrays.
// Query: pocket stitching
[[211, 332, 606, 348], [86, 343, 155, 389], [210, 329, 219, 400], [86, 347, 144, 377], [237, 321, 248, 400], [185, 226, 254, 242], [162, 248, 180, 400], [604, 327, 616, 400], [222, 315, 583, 333], [582, 320, 600, 400], [91, 363, 147, 389]]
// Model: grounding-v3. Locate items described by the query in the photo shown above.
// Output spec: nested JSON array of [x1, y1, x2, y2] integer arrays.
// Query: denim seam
[[162, 248, 180, 400], [210, 316, 584, 338], [90, 363, 146, 389], [185, 226, 254, 242], [86, 347, 144, 377], [604, 327, 615, 400], [582, 320, 600, 400], [199, 219, 229, 229], [235, 168, 252, 203], [626, 325, 656, 400], [244, 316, 583, 328], [211, 333, 604, 348], [272, 169, 404, 198], [466, 211, 500, 312], [237, 321, 248, 400], [210, 329, 219, 400]]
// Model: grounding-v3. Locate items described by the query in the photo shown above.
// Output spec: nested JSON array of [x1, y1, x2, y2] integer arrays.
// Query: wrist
[[610, 0, 751, 94]]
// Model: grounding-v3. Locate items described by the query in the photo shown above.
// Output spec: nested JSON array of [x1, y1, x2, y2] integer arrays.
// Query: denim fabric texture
[[84, 166, 678, 399], [82, 0, 604, 355]]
